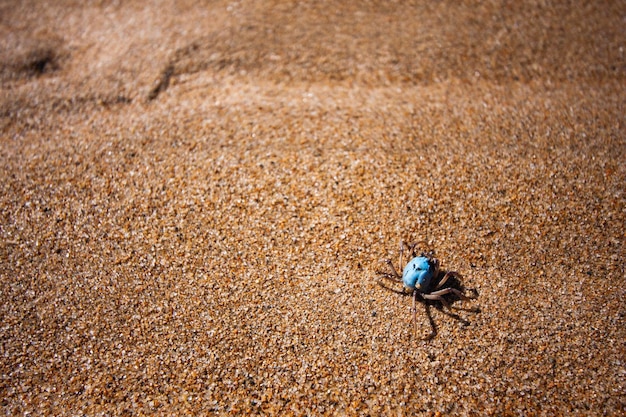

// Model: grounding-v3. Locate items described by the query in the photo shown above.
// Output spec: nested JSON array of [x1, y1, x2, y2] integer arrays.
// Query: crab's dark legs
[[383, 258, 401, 280], [376, 261, 405, 294], [413, 292, 438, 341], [380, 241, 419, 282], [412, 291, 417, 340], [422, 287, 478, 313], [402, 241, 418, 259], [434, 271, 458, 290], [422, 303, 437, 341]]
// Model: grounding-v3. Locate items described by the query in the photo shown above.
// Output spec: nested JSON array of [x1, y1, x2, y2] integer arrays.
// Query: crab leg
[[422, 288, 476, 312], [412, 291, 417, 339], [422, 302, 437, 341], [434, 271, 460, 290], [407, 242, 418, 258], [384, 258, 402, 280], [427, 287, 474, 301]]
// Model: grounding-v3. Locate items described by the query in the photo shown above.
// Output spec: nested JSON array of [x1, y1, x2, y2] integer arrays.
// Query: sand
[[1, 1, 624, 415]]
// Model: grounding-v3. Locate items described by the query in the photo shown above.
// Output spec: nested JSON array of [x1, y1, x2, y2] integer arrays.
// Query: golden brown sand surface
[[1, 1, 625, 415]]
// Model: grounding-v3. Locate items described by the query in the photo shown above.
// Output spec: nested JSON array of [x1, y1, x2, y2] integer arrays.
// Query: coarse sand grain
[[1, 1, 624, 415]]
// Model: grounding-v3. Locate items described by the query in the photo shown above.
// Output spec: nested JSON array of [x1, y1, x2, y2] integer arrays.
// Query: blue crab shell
[[402, 256, 436, 291]]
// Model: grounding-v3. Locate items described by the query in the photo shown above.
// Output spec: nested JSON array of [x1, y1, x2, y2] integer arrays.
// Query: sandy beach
[[1, 1, 624, 415]]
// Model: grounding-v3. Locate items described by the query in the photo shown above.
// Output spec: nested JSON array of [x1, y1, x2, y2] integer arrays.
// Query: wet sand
[[1, 1, 624, 415]]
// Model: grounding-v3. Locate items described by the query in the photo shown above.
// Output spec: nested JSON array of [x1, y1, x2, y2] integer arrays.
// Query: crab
[[377, 242, 478, 340]]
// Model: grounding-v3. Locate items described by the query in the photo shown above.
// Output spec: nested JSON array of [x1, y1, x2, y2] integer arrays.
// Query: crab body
[[402, 256, 438, 292], [377, 242, 478, 340]]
